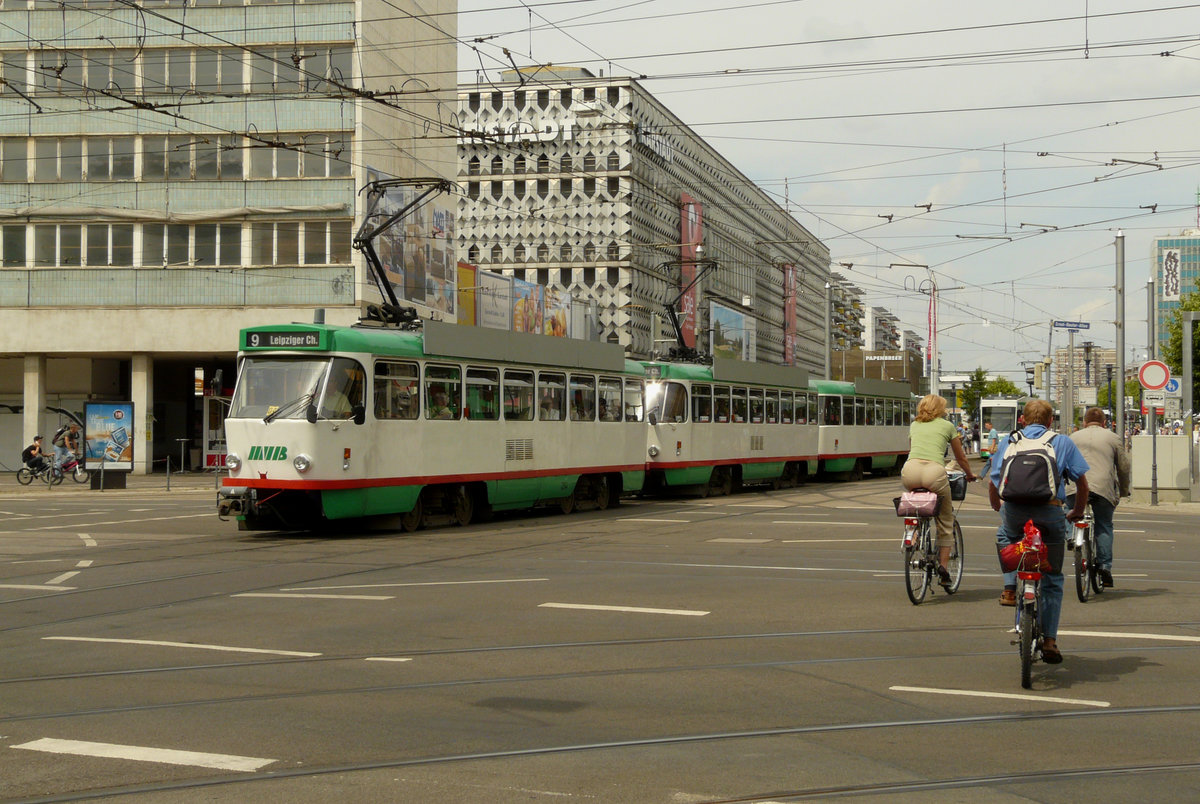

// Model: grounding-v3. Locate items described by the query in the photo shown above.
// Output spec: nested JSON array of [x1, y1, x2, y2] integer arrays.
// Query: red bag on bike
[[893, 490, 940, 517], [998, 520, 1053, 572]]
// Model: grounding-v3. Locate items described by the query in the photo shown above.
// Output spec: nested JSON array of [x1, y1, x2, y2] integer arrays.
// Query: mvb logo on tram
[[247, 446, 289, 461]]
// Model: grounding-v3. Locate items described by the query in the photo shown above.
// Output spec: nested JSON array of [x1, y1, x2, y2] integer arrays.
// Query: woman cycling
[[902, 394, 978, 587]]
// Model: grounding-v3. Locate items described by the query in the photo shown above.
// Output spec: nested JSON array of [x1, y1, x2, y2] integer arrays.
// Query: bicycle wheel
[[943, 519, 965, 594], [1074, 541, 1092, 603], [1089, 533, 1105, 595], [904, 522, 930, 605], [1019, 601, 1035, 689], [16, 468, 34, 485], [72, 465, 90, 484], [48, 467, 64, 486]]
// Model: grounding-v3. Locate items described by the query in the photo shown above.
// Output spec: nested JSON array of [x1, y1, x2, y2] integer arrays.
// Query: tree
[[1159, 291, 1200, 406], [1098, 378, 1142, 411], [961, 368, 990, 421], [984, 377, 1023, 397]]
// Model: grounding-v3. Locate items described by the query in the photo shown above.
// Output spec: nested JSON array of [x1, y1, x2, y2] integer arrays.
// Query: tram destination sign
[[243, 329, 326, 350], [1052, 320, 1090, 330]]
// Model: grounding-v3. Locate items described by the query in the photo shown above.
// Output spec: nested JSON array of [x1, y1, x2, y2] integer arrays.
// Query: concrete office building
[[1151, 230, 1200, 356], [455, 68, 830, 372], [0, 0, 457, 471]]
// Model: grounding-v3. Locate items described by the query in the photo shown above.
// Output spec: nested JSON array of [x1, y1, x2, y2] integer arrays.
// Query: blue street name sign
[[1052, 320, 1090, 330]]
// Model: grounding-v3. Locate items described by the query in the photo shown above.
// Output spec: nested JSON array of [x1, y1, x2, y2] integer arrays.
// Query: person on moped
[[902, 394, 978, 588]]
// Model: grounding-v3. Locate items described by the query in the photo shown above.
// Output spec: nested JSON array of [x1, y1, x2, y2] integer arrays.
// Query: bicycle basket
[[893, 490, 940, 517], [948, 472, 967, 501]]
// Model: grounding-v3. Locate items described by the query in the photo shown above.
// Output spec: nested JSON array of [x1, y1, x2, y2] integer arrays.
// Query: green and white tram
[[641, 358, 819, 495], [219, 320, 647, 530], [813, 378, 914, 480]]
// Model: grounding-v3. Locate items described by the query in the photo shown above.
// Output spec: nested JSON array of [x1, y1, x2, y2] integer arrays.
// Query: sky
[[454, 0, 1200, 383]]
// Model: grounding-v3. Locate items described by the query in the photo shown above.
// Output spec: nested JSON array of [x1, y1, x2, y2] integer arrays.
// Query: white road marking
[[709, 537, 772, 543], [773, 520, 868, 526], [619, 518, 693, 523], [282, 578, 548, 592], [890, 685, 1109, 708], [962, 525, 1000, 530], [540, 602, 709, 616], [12, 738, 275, 772], [43, 636, 321, 657], [232, 592, 394, 601], [1057, 629, 1200, 643], [128, 508, 153, 512], [30, 514, 212, 531], [79, 533, 96, 547], [76, 560, 93, 567], [364, 657, 413, 663], [0, 584, 76, 591], [1147, 539, 1176, 543], [728, 503, 790, 508], [785, 538, 894, 543], [1116, 529, 1146, 533], [45, 571, 80, 586]]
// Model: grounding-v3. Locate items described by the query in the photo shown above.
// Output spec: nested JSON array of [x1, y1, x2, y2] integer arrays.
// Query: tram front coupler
[[217, 486, 256, 520]]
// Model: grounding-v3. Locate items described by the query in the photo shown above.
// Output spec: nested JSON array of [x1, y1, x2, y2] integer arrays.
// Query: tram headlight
[[226, 453, 241, 472], [293, 454, 312, 473], [647, 445, 660, 457]]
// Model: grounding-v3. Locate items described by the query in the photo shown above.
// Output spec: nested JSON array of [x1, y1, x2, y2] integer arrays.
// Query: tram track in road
[[11, 704, 1200, 803]]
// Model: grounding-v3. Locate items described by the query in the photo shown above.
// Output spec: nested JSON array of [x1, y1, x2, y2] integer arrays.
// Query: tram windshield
[[230, 357, 364, 421], [646, 381, 688, 423], [980, 404, 1019, 435]]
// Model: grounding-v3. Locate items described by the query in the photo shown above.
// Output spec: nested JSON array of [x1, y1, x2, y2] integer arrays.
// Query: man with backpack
[[987, 398, 1090, 664]]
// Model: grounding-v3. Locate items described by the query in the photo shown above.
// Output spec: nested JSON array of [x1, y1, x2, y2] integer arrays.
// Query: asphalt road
[[1, 475, 1199, 802]]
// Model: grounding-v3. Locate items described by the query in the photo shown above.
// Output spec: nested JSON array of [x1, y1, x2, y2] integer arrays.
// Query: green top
[[908, 417, 958, 462]]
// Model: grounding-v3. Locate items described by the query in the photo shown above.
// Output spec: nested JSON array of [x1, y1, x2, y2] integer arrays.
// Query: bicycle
[[1003, 520, 1050, 689], [1071, 501, 1103, 602], [59, 453, 91, 484], [16, 462, 64, 486], [897, 470, 966, 605]]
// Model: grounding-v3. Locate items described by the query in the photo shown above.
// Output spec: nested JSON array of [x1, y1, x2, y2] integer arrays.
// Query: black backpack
[[998, 430, 1061, 504]]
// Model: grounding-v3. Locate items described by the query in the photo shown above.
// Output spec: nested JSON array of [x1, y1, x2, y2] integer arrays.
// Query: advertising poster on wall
[[543, 287, 571, 337], [783, 263, 797, 365], [456, 262, 477, 326], [84, 402, 134, 471], [477, 270, 512, 330], [709, 302, 756, 361], [1161, 248, 1181, 301], [679, 192, 704, 349], [512, 278, 544, 334]]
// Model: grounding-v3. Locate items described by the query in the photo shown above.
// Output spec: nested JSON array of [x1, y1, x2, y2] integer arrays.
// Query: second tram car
[[813, 379, 914, 480], [219, 320, 648, 530], [641, 358, 819, 495]]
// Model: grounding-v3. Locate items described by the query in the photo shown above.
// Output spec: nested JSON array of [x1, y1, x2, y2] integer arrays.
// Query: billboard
[[84, 402, 134, 472], [456, 262, 477, 326], [679, 192, 703, 349], [476, 270, 512, 330], [543, 287, 571, 337], [709, 302, 756, 361], [511, 278, 543, 334], [1161, 248, 1181, 302]]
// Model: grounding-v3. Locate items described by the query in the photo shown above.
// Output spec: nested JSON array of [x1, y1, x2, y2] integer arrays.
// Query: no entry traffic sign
[[1138, 360, 1171, 391]]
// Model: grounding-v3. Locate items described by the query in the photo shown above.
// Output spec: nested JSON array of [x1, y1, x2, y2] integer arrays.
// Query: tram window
[[713, 386, 730, 422], [748, 388, 764, 423], [662, 382, 687, 422], [424, 364, 461, 420], [731, 387, 748, 423], [850, 396, 863, 426], [320, 357, 365, 420], [230, 357, 328, 420], [863, 397, 875, 426], [886, 399, 897, 426], [538, 371, 565, 421], [780, 392, 793, 424], [466, 366, 499, 421], [821, 396, 840, 426], [373, 360, 418, 420], [807, 394, 818, 425], [765, 390, 779, 423], [692, 383, 712, 423], [569, 374, 596, 421], [874, 398, 884, 426], [623, 378, 644, 421], [503, 369, 534, 421], [905, 401, 915, 425], [598, 376, 621, 421]]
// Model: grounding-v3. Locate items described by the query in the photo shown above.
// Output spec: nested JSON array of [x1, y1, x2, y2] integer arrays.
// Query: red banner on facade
[[783, 263, 797, 364], [679, 193, 703, 349]]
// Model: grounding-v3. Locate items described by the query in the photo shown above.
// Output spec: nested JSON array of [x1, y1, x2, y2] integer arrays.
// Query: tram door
[[203, 396, 230, 467]]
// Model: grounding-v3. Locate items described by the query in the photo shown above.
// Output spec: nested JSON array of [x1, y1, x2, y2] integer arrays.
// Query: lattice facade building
[[457, 69, 830, 373]]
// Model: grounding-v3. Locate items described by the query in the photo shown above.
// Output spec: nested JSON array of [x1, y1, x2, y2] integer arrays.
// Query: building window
[[34, 223, 82, 266], [514, 244, 526, 261], [513, 90, 525, 110], [35, 50, 83, 95], [490, 156, 503, 175], [537, 89, 549, 109], [467, 156, 480, 176], [607, 176, 620, 196], [582, 152, 595, 172], [560, 88, 571, 106], [607, 86, 619, 106], [86, 224, 134, 266], [1, 224, 25, 266], [467, 181, 479, 199], [35, 138, 82, 181], [0, 137, 26, 182], [467, 244, 479, 263], [607, 151, 619, 171], [490, 91, 503, 111], [560, 155, 572, 172], [537, 154, 550, 173], [513, 155, 526, 174], [468, 92, 480, 112], [583, 177, 595, 195], [490, 244, 503, 262]]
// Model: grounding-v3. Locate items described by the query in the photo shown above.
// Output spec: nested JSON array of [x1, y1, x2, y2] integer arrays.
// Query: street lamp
[[1082, 340, 1094, 385], [1105, 363, 1114, 425]]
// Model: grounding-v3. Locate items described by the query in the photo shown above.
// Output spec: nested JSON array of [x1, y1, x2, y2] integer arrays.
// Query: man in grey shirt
[[1067, 407, 1132, 587]]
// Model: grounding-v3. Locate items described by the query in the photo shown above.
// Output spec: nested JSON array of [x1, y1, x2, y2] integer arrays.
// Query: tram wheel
[[400, 495, 424, 532], [451, 485, 474, 527], [592, 475, 611, 510], [558, 493, 575, 515]]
